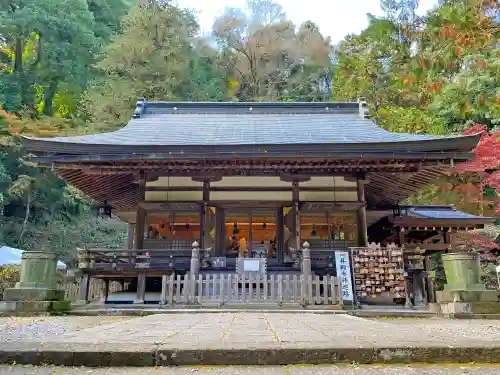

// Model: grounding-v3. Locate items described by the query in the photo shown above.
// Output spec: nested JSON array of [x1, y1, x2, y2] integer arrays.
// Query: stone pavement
[[2, 365, 500, 375], [1, 313, 500, 366]]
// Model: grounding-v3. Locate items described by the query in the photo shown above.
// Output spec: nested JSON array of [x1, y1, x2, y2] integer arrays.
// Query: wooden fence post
[[77, 274, 90, 304]]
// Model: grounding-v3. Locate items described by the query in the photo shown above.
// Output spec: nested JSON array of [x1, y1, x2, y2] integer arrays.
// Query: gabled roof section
[[22, 100, 481, 154], [393, 205, 494, 228]]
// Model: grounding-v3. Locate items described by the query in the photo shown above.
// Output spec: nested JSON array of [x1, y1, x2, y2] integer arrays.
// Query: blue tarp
[[0, 246, 66, 269], [411, 208, 484, 220], [399, 205, 492, 221]]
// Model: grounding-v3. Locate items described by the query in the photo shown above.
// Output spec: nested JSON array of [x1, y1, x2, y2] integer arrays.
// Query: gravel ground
[[378, 318, 500, 342], [0, 316, 134, 343], [1, 365, 500, 375]]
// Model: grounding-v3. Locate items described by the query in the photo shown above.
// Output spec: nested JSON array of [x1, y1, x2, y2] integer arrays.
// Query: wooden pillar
[[356, 176, 368, 247], [200, 180, 210, 248], [444, 228, 453, 244], [276, 207, 284, 262], [134, 171, 146, 250], [397, 227, 405, 247], [424, 255, 435, 303], [248, 213, 253, 253], [292, 181, 301, 253], [200, 204, 205, 248], [215, 208, 225, 256], [102, 279, 110, 303], [135, 272, 146, 304], [78, 273, 90, 304], [127, 224, 135, 249], [127, 224, 135, 264]]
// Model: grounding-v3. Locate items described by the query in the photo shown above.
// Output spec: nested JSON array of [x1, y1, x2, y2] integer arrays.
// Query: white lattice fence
[[159, 274, 343, 306]]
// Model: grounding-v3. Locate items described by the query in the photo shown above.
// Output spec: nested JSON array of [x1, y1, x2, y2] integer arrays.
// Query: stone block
[[3, 287, 64, 302], [436, 290, 498, 303], [0, 300, 70, 316], [443, 283, 485, 291], [433, 301, 500, 317]]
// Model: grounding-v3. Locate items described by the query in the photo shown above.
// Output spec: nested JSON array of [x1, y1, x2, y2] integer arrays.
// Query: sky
[[175, 0, 439, 44]]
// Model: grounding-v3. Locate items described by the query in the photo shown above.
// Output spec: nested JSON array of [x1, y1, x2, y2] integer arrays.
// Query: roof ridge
[[132, 99, 364, 118]]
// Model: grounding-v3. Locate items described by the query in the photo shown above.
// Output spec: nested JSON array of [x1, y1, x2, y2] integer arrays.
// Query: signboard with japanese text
[[335, 251, 354, 301]]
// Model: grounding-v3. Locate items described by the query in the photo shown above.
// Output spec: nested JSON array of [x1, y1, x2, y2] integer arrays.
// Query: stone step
[[2, 343, 500, 367]]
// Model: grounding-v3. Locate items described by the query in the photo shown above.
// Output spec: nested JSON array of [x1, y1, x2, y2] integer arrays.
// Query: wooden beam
[[139, 201, 201, 211], [345, 175, 369, 183], [280, 174, 311, 183], [405, 243, 452, 251], [192, 176, 222, 183], [145, 186, 357, 192], [74, 164, 429, 175]]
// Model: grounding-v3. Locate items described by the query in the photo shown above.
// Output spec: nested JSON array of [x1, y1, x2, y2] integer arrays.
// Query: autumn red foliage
[[458, 124, 500, 214]]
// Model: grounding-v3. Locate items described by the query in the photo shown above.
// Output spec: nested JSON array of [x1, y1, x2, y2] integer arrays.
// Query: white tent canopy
[[0, 246, 66, 269]]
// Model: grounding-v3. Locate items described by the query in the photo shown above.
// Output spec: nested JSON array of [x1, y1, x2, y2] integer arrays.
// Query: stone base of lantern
[[0, 300, 70, 316], [436, 289, 498, 303], [432, 289, 499, 318], [1, 286, 68, 316], [3, 287, 65, 302]]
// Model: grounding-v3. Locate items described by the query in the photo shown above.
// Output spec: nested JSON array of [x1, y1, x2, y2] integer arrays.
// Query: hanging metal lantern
[[94, 200, 112, 219]]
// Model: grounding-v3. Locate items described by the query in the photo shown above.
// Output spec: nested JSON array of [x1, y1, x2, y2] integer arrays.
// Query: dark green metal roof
[[22, 101, 481, 155]]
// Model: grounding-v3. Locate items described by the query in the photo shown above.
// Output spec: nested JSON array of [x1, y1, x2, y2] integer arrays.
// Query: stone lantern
[[2, 251, 69, 314]]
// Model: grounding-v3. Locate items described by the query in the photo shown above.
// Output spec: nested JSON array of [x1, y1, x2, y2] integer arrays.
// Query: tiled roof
[[22, 101, 480, 150]]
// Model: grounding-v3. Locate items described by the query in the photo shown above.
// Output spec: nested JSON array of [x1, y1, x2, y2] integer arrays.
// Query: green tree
[[213, 0, 332, 101], [333, 0, 500, 217], [0, 0, 131, 115], [85, 0, 227, 131], [0, 0, 132, 257]]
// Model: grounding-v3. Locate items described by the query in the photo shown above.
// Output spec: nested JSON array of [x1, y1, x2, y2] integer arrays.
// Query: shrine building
[[21, 100, 493, 306]]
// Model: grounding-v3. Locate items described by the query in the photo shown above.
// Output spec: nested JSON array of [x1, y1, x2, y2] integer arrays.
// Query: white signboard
[[243, 259, 260, 272], [335, 251, 354, 301]]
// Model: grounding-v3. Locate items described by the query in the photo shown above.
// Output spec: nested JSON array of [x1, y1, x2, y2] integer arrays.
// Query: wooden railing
[[61, 279, 123, 302], [77, 245, 350, 274], [158, 274, 343, 306], [78, 248, 192, 271]]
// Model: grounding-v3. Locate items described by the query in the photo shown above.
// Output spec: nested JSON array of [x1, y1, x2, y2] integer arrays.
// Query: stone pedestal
[[434, 252, 499, 318], [1, 251, 68, 315]]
